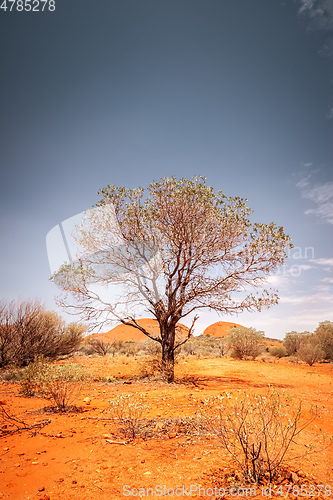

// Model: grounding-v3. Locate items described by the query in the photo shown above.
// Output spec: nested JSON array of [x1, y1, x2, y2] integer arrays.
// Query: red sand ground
[[1, 356, 332, 500]]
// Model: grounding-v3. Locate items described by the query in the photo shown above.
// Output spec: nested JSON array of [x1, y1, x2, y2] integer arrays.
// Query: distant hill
[[84, 318, 190, 344], [203, 321, 245, 338]]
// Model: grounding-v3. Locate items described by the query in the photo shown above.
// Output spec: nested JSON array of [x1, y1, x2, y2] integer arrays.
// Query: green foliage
[[314, 321, 333, 361], [269, 345, 287, 358], [225, 327, 264, 360], [283, 331, 306, 356], [19, 355, 49, 396], [19, 357, 89, 411], [180, 335, 227, 358], [39, 364, 88, 411], [297, 342, 325, 366]]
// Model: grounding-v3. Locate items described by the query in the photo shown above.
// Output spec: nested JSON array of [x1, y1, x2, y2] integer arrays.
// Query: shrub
[[199, 389, 318, 484], [119, 341, 140, 357], [225, 327, 264, 360], [109, 393, 151, 439], [87, 338, 114, 356], [0, 299, 86, 367], [269, 345, 287, 358], [40, 364, 87, 411], [297, 342, 325, 366], [283, 331, 308, 356], [19, 355, 49, 396], [314, 321, 333, 361], [19, 357, 88, 411]]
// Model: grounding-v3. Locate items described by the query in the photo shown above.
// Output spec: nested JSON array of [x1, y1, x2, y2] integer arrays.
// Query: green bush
[[19, 355, 49, 396], [314, 321, 333, 361], [40, 364, 88, 411], [269, 345, 287, 358], [19, 357, 89, 411], [297, 343, 325, 366], [225, 327, 264, 360], [283, 331, 309, 356]]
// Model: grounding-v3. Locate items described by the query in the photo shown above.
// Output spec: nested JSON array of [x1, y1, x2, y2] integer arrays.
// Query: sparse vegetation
[[109, 393, 151, 439], [19, 356, 89, 411], [314, 321, 333, 361], [87, 338, 121, 356], [269, 345, 287, 358], [199, 389, 320, 484], [225, 327, 264, 360], [0, 299, 85, 368], [297, 342, 325, 366]]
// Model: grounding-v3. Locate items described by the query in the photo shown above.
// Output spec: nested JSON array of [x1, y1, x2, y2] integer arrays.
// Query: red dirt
[[1, 356, 332, 500]]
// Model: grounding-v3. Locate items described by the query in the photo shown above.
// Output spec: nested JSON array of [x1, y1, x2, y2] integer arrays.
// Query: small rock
[[31, 462, 39, 465], [83, 397, 91, 405], [0, 401, 7, 405], [143, 471, 151, 475], [37, 487, 45, 492], [14, 463, 20, 467], [38, 496, 50, 500], [124, 380, 132, 385], [168, 432, 176, 439], [3, 447, 9, 452], [141, 459, 145, 463], [291, 472, 299, 483], [72, 480, 77, 484]]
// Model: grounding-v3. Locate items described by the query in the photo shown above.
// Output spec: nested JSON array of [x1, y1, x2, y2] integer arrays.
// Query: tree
[[0, 299, 85, 367], [297, 333, 325, 366], [52, 176, 292, 382], [314, 321, 333, 361], [225, 326, 265, 359], [283, 331, 306, 356]]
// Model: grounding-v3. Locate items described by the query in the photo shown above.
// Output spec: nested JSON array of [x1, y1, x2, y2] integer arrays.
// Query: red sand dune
[[85, 318, 190, 343], [203, 321, 245, 338]]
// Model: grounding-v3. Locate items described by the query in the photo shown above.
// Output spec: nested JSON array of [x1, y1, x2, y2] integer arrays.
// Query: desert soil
[[0, 356, 332, 500]]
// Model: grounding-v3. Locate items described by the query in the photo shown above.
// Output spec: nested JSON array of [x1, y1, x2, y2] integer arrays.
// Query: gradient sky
[[1, 0, 332, 339]]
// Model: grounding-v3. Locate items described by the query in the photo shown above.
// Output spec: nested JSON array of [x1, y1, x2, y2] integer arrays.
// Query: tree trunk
[[160, 322, 176, 383]]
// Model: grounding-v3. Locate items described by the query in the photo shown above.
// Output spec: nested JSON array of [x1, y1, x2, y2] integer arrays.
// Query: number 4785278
[[0, 0, 55, 11]]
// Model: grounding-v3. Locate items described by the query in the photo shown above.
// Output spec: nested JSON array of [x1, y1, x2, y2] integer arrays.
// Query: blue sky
[[0, 0, 332, 339]]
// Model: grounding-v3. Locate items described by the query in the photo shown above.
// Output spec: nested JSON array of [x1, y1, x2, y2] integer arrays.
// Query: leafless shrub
[[109, 393, 151, 439], [87, 338, 114, 356], [0, 402, 50, 437], [0, 299, 85, 367], [198, 389, 321, 484]]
